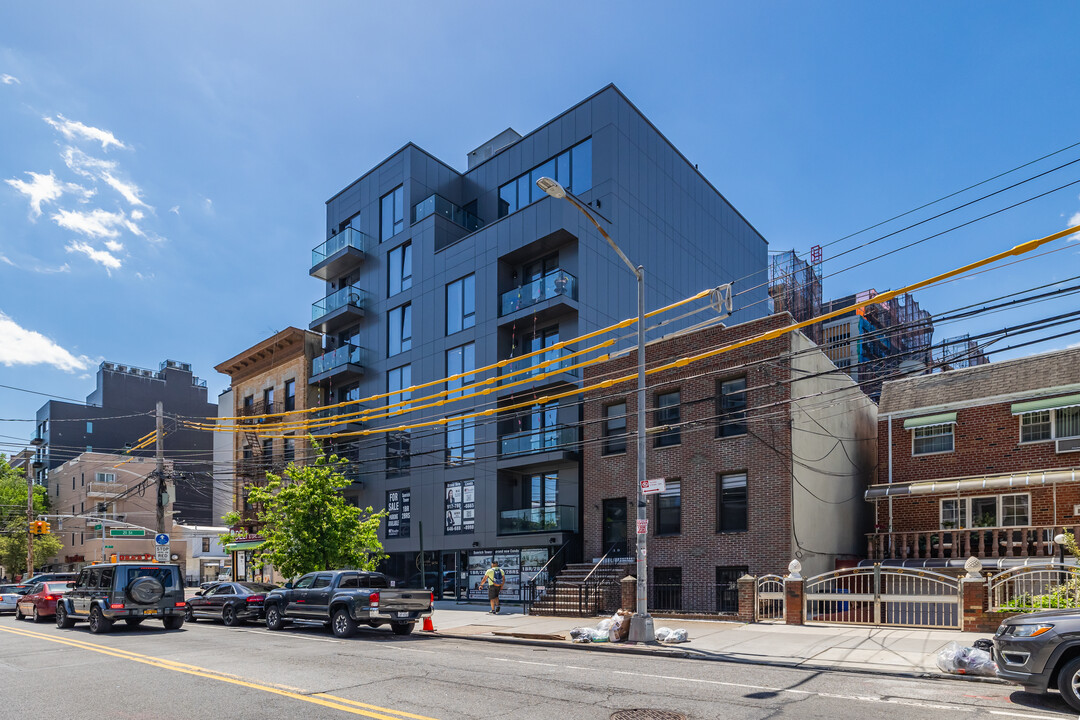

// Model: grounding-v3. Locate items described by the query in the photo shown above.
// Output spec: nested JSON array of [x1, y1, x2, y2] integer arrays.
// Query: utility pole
[[155, 401, 166, 534], [25, 457, 34, 579]]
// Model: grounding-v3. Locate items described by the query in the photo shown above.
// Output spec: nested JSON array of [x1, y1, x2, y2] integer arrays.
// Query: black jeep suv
[[56, 563, 186, 633]]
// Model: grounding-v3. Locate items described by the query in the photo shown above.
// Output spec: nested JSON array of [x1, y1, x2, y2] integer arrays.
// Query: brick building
[[582, 313, 877, 613], [866, 346, 1080, 563]]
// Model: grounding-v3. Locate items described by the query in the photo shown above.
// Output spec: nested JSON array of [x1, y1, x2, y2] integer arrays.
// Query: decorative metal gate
[[988, 562, 1077, 612], [803, 565, 960, 629], [755, 574, 785, 621]]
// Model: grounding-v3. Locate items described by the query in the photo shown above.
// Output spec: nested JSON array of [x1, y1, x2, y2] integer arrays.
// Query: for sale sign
[[640, 478, 666, 495]]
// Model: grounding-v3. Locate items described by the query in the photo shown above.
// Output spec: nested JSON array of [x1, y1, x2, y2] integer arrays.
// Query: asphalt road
[[0, 613, 1074, 720]]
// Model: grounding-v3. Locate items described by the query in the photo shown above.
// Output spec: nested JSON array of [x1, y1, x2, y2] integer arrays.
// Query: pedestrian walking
[[479, 559, 505, 614]]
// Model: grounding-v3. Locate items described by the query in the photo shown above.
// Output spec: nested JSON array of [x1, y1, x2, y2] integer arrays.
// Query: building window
[[716, 566, 748, 614], [529, 473, 558, 508], [717, 473, 748, 532], [262, 438, 273, 460], [95, 472, 116, 483], [243, 395, 253, 414], [655, 479, 681, 536], [284, 379, 296, 412], [940, 494, 1030, 529], [86, 421, 93, 433], [387, 430, 411, 477], [497, 138, 592, 217], [263, 386, 274, 410], [653, 567, 682, 612], [201, 537, 211, 553], [912, 423, 954, 455], [446, 342, 476, 400], [381, 185, 404, 241], [446, 274, 476, 335], [284, 436, 295, 462], [389, 241, 412, 296], [602, 403, 627, 455], [387, 364, 412, 408], [388, 303, 412, 356], [654, 391, 681, 447], [1020, 407, 1080, 442], [1060, 407, 1080, 438], [446, 415, 475, 466], [717, 377, 747, 437]]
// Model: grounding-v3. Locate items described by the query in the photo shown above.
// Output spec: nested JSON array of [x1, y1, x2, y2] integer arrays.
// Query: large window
[[602, 403, 627, 455], [387, 365, 412, 407], [386, 430, 411, 477], [1019, 407, 1080, 442], [717, 377, 747, 437], [653, 567, 682, 612], [655, 479, 681, 536], [912, 423, 953, 455], [446, 342, 476, 400], [940, 494, 1030, 528], [446, 274, 476, 335], [388, 303, 412, 356], [717, 473, 748, 533], [284, 379, 296, 412], [389, 241, 412, 296], [283, 436, 295, 463], [529, 473, 558, 508], [654, 390, 681, 447], [263, 386, 274, 410], [498, 138, 592, 217], [446, 415, 475, 466], [381, 185, 404, 241]]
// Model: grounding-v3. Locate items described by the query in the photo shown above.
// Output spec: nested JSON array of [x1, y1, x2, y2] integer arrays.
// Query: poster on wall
[[444, 480, 475, 535], [466, 550, 493, 600], [386, 489, 411, 539], [519, 547, 550, 586], [494, 548, 522, 600]]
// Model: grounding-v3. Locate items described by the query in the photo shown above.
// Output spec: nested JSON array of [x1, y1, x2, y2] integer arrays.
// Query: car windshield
[[123, 567, 176, 588], [45, 582, 74, 593]]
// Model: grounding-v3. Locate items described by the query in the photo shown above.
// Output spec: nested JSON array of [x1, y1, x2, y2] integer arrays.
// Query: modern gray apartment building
[[307, 85, 768, 598]]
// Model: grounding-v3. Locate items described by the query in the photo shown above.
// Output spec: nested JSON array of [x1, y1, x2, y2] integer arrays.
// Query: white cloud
[[101, 171, 148, 208], [6, 171, 63, 218], [130, 209, 144, 220], [0, 255, 16, 267], [0, 311, 90, 371], [44, 114, 126, 151], [104, 239, 124, 253], [168, 205, 180, 215], [33, 263, 70, 274], [1, 74, 19, 85], [60, 146, 116, 179], [51, 208, 128, 238], [1069, 211, 1080, 228], [65, 240, 121, 272]]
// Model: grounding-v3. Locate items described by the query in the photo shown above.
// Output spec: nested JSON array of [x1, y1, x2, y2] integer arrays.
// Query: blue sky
[[2, 2, 1079, 445]]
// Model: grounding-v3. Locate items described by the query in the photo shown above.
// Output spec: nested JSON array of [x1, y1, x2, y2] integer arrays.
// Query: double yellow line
[[0, 624, 439, 720]]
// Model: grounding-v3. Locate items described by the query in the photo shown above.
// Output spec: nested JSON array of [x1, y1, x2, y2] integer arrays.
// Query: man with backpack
[[479, 559, 505, 614]]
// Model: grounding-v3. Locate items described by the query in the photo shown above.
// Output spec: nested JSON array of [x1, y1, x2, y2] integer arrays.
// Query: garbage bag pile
[[570, 609, 634, 643], [655, 627, 689, 644], [935, 641, 997, 677]]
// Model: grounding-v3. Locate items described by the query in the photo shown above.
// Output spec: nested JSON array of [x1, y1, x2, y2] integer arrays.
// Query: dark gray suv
[[56, 563, 186, 633], [994, 609, 1080, 710]]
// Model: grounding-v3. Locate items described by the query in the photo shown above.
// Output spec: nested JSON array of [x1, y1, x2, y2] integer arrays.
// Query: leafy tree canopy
[[0, 455, 61, 576]]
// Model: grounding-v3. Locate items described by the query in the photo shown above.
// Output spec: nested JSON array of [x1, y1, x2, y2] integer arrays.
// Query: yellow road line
[[0, 625, 440, 720]]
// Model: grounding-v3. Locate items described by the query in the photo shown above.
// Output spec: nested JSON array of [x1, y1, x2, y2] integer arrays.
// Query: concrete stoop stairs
[[528, 561, 634, 616]]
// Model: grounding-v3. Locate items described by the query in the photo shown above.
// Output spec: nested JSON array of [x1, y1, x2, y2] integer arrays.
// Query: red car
[[16, 581, 75, 622]]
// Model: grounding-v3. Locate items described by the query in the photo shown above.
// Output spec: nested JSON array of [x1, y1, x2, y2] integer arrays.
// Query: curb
[[426, 630, 1010, 685]]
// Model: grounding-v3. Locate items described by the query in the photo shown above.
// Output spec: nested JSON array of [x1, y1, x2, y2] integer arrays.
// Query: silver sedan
[[0, 585, 22, 613]]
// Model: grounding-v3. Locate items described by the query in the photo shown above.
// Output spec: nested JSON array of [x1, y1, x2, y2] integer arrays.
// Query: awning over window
[[865, 468, 1078, 499], [1011, 393, 1080, 415], [225, 540, 265, 551], [902, 412, 957, 430]]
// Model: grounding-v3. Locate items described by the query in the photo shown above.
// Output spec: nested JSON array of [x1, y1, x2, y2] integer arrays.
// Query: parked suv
[[994, 609, 1080, 710], [56, 563, 186, 633]]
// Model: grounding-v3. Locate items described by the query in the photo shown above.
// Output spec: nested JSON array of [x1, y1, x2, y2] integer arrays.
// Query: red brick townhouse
[[581, 313, 877, 613], [867, 346, 1080, 563]]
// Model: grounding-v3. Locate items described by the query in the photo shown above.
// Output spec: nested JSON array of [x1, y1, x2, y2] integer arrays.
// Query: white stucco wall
[[212, 388, 233, 525]]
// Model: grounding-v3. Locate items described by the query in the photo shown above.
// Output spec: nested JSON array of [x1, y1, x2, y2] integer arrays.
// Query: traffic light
[[42, 521, 51, 534], [29, 520, 45, 534]]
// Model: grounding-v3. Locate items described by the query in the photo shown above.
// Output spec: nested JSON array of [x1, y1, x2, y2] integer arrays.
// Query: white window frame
[[938, 493, 1031, 529], [911, 423, 954, 456], [1018, 410, 1053, 444]]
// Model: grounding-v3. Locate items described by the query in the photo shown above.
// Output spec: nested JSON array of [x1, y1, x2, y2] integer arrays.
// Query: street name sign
[[110, 529, 145, 537]]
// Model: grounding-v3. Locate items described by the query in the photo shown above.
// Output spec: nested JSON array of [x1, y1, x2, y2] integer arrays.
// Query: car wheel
[[124, 618, 144, 627], [1058, 657, 1080, 712], [32, 607, 41, 623], [184, 605, 196, 622], [14, 605, 24, 621], [88, 606, 113, 634], [390, 621, 415, 636], [163, 615, 184, 630], [56, 604, 75, 629], [332, 608, 357, 638], [265, 605, 284, 631], [222, 604, 241, 627]]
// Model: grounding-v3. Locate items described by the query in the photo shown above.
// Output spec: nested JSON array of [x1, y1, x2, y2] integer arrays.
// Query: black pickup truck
[[263, 570, 432, 638]]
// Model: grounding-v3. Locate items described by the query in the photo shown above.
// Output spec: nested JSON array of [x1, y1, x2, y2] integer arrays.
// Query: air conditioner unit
[[1057, 437, 1080, 454]]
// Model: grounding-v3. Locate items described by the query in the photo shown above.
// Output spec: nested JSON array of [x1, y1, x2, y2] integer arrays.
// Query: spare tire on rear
[[127, 576, 165, 604]]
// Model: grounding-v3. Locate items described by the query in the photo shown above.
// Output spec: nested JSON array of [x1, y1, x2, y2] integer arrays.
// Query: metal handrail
[[523, 538, 574, 615], [583, 544, 620, 584]]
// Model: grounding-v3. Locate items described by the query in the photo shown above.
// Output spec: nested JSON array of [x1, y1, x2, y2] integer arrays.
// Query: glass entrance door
[[602, 498, 628, 556]]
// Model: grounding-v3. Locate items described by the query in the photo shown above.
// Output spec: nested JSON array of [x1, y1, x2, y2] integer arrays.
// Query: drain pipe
[[887, 415, 894, 535]]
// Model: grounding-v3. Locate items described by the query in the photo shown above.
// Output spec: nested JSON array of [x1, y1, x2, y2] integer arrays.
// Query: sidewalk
[[426, 601, 1004, 683]]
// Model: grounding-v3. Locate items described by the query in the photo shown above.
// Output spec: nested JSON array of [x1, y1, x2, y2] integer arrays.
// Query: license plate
[[143, 609, 158, 615], [396, 611, 410, 618]]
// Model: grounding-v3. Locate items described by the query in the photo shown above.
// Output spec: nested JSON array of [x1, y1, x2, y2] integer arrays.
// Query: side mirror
[[284, 581, 293, 589]]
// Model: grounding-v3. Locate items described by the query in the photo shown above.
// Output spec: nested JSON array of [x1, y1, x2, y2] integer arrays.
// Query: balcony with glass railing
[[311, 284, 366, 329], [500, 348, 580, 384], [412, 193, 483, 232], [311, 344, 364, 379], [499, 425, 578, 457], [498, 505, 577, 535], [310, 227, 367, 280], [499, 270, 578, 316]]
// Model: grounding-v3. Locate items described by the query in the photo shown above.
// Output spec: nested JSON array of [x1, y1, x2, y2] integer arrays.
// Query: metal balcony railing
[[499, 425, 577, 456], [498, 505, 577, 535], [500, 270, 577, 316], [312, 227, 367, 267], [312, 344, 364, 376], [411, 193, 482, 232], [312, 284, 366, 322]]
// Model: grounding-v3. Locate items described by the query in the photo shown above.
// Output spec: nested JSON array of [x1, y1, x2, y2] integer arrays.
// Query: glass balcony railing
[[311, 227, 367, 267], [312, 284, 365, 322], [499, 425, 578, 457], [498, 505, 577, 535], [499, 270, 577, 316], [502, 347, 580, 381], [312, 344, 364, 376], [412, 193, 483, 232]]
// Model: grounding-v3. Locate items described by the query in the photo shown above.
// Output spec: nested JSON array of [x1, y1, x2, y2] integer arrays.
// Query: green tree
[[220, 442, 386, 579], [0, 455, 62, 576]]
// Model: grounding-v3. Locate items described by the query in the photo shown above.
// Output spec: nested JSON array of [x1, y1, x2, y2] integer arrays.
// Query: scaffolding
[[768, 250, 822, 343], [936, 334, 990, 369]]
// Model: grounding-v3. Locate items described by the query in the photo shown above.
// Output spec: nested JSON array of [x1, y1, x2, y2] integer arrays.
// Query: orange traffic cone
[[422, 614, 436, 632]]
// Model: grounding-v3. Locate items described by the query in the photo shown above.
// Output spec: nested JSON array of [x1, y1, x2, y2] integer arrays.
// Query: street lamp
[[537, 176, 654, 642]]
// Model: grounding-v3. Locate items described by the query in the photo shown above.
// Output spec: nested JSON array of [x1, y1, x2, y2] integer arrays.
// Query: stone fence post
[[620, 575, 636, 612], [785, 560, 804, 626], [737, 574, 756, 623]]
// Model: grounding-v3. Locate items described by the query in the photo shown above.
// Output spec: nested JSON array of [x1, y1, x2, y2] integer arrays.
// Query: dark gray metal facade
[[310, 85, 768, 566]]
